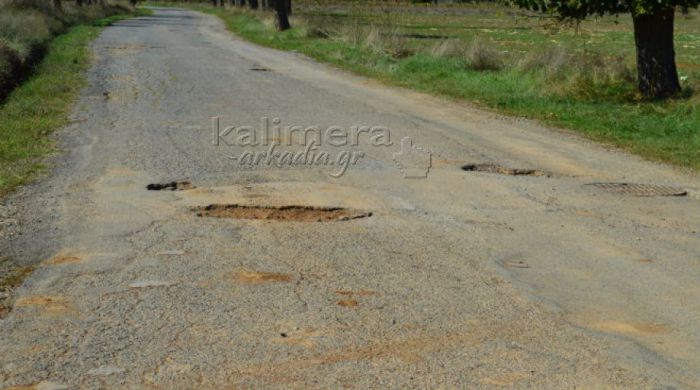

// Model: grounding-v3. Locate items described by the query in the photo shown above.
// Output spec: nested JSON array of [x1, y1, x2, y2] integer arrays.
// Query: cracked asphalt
[[2, 7, 700, 389]]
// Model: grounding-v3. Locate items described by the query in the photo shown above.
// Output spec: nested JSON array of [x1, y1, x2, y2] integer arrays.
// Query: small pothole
[[461, 163, 550, 177], [584, 183, 687, 197], [193, 204, 372, 222], [146, 181, 194, 191], [250, 65, 270, 72]]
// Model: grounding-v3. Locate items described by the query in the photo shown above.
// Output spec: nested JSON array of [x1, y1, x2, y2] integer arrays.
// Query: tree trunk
[[273, 0, 290, 30], [632, 8, 681, 99], [249, 0, 258, 9], [284, 0, 291, 16], [77, 0, 84, 6]]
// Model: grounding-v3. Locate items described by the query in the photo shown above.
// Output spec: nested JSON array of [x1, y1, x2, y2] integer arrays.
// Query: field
[[165, 0, 700, 170]]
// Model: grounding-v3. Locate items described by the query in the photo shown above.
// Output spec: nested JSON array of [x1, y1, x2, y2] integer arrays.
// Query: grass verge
[[0, 10, 147, 196], [152, 2, 700, 171]]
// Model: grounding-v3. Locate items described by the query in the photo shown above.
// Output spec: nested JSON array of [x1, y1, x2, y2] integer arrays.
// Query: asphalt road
[[2, 7, 700, 389]]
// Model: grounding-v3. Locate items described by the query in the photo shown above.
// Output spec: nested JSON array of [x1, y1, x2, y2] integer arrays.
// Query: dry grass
[[517, 47, 636, 98], [429, 39, 464, 58], [0, 0, 130, 98], [299, 16, 416, 59], [464, 37, 504, 71]]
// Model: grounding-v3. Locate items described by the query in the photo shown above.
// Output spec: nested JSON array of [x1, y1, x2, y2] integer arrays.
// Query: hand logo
[[392, 137, 431, 178]]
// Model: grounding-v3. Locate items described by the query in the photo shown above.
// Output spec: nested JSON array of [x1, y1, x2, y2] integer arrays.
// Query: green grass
[[152, 1, 700, 171], [0, 10, 145, 196]]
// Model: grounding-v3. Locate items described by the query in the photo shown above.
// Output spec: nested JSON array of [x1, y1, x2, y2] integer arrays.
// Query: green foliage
[[509, 0, 700, 19]]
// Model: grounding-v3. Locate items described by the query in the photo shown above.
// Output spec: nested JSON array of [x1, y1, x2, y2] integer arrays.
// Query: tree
[[510, 0, 700, 99], [272, 0, 290, 31]]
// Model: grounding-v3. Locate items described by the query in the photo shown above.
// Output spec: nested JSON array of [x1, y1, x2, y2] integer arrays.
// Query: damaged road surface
[[2, 7, 700, 389]]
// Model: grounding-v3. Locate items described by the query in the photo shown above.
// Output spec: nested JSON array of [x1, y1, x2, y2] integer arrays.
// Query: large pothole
[[192, 204, 372, 222], [462, 163, 550, 177]]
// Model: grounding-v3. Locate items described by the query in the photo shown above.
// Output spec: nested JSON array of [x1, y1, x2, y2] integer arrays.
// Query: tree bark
[[284, 0, 291, 16], [632, 8, 681, 98], [273, 0, 290, 30]]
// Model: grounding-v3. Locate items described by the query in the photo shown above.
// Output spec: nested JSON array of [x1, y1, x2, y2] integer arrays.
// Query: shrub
[[464, 37, 504, 71]]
